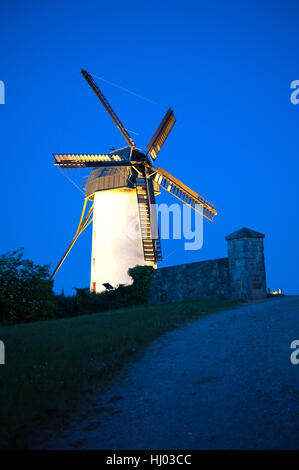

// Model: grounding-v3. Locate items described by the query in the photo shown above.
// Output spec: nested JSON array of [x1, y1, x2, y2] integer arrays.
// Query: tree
[[0, 249, 55, 322]]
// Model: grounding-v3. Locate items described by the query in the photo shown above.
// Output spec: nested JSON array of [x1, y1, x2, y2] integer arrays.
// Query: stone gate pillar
[[226, 227, 267, 300]]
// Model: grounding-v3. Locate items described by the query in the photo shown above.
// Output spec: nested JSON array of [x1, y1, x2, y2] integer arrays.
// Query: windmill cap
[[225, 227, 265, 241]]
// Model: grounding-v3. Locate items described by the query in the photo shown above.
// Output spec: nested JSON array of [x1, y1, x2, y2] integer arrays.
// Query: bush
[[69, 265, 155, 316], [0, 249, 56, 322], [0, 253, 155, 323], [128, 265, 154, 303], [54, 293, 78, 318]]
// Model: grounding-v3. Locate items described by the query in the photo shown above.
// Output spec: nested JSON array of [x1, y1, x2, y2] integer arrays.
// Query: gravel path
[[38, 297, 299, 450]]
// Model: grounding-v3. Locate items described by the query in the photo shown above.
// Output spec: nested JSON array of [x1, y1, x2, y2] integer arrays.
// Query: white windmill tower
[[50, 70, 217, 292]]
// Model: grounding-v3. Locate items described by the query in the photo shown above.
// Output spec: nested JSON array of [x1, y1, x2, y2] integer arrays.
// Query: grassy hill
[[0, 298, 243, 448]]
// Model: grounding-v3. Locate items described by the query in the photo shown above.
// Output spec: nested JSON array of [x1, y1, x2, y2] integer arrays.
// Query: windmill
[[50, 70, 217, 292]]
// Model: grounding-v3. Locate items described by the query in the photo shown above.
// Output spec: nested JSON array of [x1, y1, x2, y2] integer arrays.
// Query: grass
[[0, 298, 244, 448]]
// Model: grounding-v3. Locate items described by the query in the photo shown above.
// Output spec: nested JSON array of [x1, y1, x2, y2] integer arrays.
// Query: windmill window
[[92, 257, 95, 267], [92, 282, 96, 292]]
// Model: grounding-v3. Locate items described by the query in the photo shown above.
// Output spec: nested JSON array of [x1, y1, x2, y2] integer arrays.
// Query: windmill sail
[[81, 70, 136, 149], [53, 153, 135, 168], [147, 108, 176, 160], [152, 166, 217, 221]]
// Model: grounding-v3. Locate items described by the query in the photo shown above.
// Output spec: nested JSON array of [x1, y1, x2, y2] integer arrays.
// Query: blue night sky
[[1, 0, 299, 295]]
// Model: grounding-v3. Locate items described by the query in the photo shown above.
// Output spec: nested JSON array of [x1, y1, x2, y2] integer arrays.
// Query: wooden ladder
[[136, 177, 162, 263]]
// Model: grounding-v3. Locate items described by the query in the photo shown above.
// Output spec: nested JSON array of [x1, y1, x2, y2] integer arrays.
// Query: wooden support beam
[[50, 200, 94, 280]]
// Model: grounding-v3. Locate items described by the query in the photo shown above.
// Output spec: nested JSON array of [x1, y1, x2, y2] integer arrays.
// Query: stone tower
[[226, 227, 266, 300]]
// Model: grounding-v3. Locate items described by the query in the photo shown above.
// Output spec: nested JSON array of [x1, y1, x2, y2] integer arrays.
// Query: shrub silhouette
[[0, 249, 55, 322]]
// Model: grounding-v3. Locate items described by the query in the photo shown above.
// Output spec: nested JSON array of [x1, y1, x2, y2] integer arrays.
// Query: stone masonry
[[226, 227, 266, 300], [148, 227, 266, 303]]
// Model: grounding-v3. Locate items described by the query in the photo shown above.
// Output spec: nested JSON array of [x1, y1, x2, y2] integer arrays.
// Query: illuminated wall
[[90, 188, 155, 293]]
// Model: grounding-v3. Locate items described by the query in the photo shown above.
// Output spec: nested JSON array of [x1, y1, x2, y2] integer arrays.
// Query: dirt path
[[34, 296, 299, 449]]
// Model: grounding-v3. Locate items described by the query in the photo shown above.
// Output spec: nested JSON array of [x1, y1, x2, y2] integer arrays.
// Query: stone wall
[[148, 227, 267, 304], [148, 258, 230, 304]]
